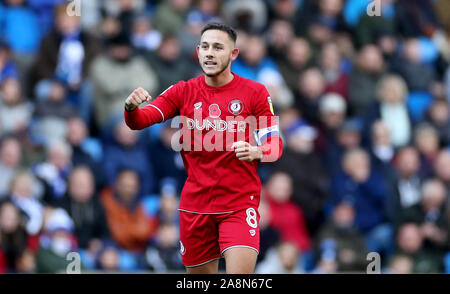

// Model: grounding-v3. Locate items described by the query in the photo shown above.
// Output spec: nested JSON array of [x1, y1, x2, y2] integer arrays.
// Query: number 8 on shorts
[[246, 208, 258, 229]]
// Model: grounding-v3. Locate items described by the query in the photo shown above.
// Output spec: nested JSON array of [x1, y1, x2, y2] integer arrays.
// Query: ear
[[196, 45, 200, 58], [231, 47, 239, 62]]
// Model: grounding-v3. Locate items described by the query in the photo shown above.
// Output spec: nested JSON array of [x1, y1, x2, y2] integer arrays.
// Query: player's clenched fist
[[232, 141, 263, 162], [125, 87, 152, 111]]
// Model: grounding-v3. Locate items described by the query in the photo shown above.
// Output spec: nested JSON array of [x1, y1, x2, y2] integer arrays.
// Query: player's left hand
[[232, 141, 263, 162]]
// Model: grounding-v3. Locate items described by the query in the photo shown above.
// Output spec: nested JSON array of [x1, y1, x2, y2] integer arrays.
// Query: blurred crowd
[[1, 0, 450, 274]]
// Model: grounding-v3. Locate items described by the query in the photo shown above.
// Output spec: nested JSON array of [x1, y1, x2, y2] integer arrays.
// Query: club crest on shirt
[[209, 103, 221, 118], [249, 229, 256, 237], [228, 99, 244, 115]]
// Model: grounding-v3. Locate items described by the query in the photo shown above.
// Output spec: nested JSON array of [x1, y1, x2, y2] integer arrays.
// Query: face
[[372, 120, 391, 146], [56, 12, 80, 35], [1, 78, 21, 105], [396, 147, 419, 177], [299, 69, 325, 99], [421, 181, 446, 211], [435, 151, 450, 182], [158, 37, 181, 61], [429, 100, 449, 124], [397, 224, 422, 254], [267, 173, 293, 203], [379, 78, 405, 104], [287, 38, 310, 67], [69, 168, 94, 203], [0, 138, 21, 167], [0, 202, 20, 233], [67, 117, 87, 146], [321, 42, 341, 71], [12, 173, 33, 198], [333, 203, 355, 228], [115, 121, 137, 147], [358, 45, 383, 73], [197, 29, 238, 77], [116, 171, 140, 202]]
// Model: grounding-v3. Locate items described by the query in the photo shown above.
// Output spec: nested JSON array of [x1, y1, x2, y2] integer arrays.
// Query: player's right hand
[[125, 87, 152, 111]]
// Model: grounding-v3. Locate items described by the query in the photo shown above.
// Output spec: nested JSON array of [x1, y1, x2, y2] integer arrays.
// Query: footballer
[[124, 23, 283, 274]]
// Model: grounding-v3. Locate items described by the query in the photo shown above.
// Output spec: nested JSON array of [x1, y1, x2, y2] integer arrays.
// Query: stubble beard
[[201, 56, 231, 77]]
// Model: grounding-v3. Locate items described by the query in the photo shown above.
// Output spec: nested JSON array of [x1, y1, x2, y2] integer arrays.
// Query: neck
[[204, 70, 234, 87]]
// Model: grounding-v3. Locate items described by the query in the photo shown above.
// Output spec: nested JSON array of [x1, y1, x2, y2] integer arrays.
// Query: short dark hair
[[201, 22, 237, 43]]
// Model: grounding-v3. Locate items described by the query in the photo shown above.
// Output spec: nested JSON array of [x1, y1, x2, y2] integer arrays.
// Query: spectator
[[386, 254, 414, 274], [222, 0, 267, 33], [319, 41, 349, 99], [142, 35, 195, 97], [0, 0, 41, 70], [66, 116, 105, 190], [102, 120, 154, 195], [414, 123, 441, 179], [0, 136, 23, 198], [316, 93, 347, 155], [131, 14, 162, 52], [398, 179, 449, 253], [263, 172, 312, 253], [179, 0, 222, 56], [396, 0, 442, 38], [101, 0, 146, 37], [0, 201, 36, 273], [149, 122, 187, 195], [0, 77, 33, 135], [266, 19, 295, 63], [32, 140, 73, 205], [157, 179, 180, 225], [152, 0, 192, 35], [315, 202, 368, 272], [369, 120, 396, 178], [257, 198, 280, 263], [100, 169, 158, 252], [395, 223, 442, 273], [424, 98, 450, 146], [363, 74, 412, 148], [0, 42, 20, 85], [268, 0, 302, 23], [7, 171, 44, 236], [324, 117, 362, 175], [327, 148, 393, 259], [57, 166, 110, 250], [145, 222, 184, 272], [255, 241, 303, 274], [232, 34, 293, 110], [294, 68, 326, 124], [274, 120, 329, 235], [90, 32, 158, 129], [36, 207, 81, 273], [391, 146, 424, 219], [277, 37, 312, 92], [31, 79, 77, 146], [391, 38, 436, 93], [434, 149, 450, 193], [30, 2, 100, 124], [348, 45, 385, 117]]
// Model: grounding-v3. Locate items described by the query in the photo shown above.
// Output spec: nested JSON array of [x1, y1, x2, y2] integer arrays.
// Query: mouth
[[204, 60, 217, 68]]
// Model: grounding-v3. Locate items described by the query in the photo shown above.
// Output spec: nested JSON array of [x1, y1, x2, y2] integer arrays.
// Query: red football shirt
[[125, 73, 282, 213]]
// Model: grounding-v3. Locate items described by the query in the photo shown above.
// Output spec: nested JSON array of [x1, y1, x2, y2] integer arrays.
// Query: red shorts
[[178, 207, 260, 267]]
